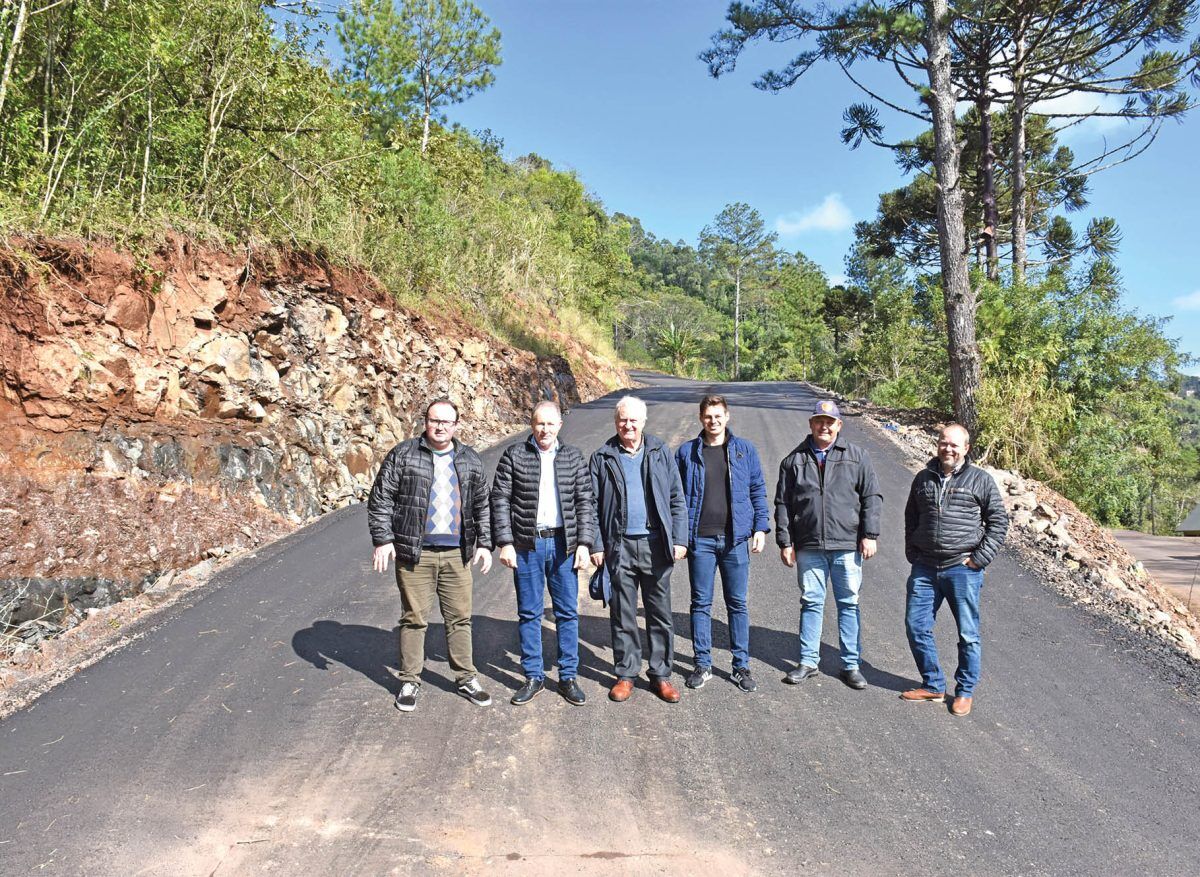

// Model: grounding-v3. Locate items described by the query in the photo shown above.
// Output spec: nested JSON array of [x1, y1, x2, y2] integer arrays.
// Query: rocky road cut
[[1, 375, 1197, 876]]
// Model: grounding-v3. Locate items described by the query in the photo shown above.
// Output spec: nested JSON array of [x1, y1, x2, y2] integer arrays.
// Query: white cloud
[[828, 273, 849, 287], [1172, 290, 1200, 311], [1033, 90, 1126, 141], [775, 194, 854, 236], [956, 77, 1127, 142]]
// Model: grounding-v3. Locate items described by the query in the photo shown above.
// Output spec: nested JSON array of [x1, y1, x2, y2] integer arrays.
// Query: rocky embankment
[[0, 236, 624, 661], [866, 404, 1200, 681]]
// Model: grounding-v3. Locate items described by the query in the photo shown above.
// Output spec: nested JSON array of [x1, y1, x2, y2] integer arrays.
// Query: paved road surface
[[1111, 529, 1200, 611], [2, 375, 1198, 875]]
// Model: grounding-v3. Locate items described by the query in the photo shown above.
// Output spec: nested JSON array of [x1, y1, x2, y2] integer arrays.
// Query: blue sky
[[316, 1, 1200, 370]]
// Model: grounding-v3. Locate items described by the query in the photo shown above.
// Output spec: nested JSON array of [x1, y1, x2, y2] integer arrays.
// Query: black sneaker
[[457, 677, 492, 707], [840, 668, 868, 690], [395, 681, 419, 712], [510, 677, 544, 705], [731, 667, 757, 692], [685, 666, 713, 689], [558, 678, 586, 706], [783, 664, 819, 684]]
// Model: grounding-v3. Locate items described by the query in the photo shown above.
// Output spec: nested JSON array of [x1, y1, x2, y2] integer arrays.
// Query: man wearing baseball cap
[[775, 399, 882, 689]]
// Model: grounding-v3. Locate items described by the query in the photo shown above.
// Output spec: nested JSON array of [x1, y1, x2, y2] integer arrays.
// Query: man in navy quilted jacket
[[901, 423, 1009, 717]]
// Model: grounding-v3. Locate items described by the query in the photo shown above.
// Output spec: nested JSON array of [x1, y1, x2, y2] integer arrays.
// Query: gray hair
[[531, 400, 562, 422], [614, 395, 647, 419]]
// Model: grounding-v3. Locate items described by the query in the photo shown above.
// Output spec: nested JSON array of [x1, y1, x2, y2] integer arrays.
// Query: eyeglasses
[[426, 418, 458, 427]]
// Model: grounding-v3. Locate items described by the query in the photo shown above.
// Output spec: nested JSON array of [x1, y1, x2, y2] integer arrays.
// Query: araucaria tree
[[703, 0, 1200, 434], [703, 1, 982, 430], [338, 0, 501, 151], [700, 202, 777, 380]]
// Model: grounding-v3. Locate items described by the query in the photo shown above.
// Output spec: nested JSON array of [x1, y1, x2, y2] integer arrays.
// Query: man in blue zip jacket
[[676, 394, 770, 692], [775, 399, 882, 690], [589, 395, 689, 703]]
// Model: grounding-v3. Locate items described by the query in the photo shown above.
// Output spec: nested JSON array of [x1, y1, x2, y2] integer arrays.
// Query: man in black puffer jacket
[[901, 423, 1009, 718], [368, 398, 494, 714], [491, 401, 596, 707]]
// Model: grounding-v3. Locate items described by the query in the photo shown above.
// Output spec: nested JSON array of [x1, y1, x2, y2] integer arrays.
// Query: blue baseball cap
[[811, 399, 842, 419]]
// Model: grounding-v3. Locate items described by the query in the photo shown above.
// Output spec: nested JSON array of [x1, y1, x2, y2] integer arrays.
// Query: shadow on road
[[292, 610, 916, 697], [669, 611, 914, 692], [292, 619, 466, 696]]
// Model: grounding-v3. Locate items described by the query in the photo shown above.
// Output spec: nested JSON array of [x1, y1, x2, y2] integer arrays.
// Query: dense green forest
[[0, 0, 1196, 533]]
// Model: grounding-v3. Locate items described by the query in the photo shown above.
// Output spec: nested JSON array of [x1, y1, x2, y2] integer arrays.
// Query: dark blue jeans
[[905, 562, 984, 697], [513, 532, 579, 680], [688, 535, 751, 671]]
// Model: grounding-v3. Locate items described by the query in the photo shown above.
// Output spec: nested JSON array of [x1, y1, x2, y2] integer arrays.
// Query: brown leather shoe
[[653, 679, 681, 703], [899, 687, 946, 703], [949, 696, 973, 716], [609, 679, 634, 702]]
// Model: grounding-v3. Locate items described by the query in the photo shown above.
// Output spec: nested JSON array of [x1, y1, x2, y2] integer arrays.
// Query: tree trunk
[[0, 0, 28, 124], [978, 93, 999, 281], [420, 69, 431, 153], [1011, 28, 1028, 284], [139, 63, 152, 217], [733, 265, 742, 380], [40, 6, 53, 155], [925, 0, 979, 433]]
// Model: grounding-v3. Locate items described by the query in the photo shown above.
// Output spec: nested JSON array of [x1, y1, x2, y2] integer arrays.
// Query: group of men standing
[[367, 392, 1008, 718]]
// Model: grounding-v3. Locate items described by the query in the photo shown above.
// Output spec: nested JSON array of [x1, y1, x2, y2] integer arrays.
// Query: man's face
[[615, 404, 646, 448], [809, 415, 841, 448], [938, 426, 970, 472], [424, 403, 458, 450], [700, 405, 729, 441], [531, 408, 562, 451]]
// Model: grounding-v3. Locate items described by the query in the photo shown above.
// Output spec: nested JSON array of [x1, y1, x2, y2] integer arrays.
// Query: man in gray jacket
[[901, 423, 1009, 717], [589, 396, 689, 703], [491, 400, 595, 707], [775, 399, 882, 690]]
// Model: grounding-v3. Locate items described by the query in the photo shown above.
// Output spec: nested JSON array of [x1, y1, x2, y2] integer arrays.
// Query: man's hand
[[499, 545, 517, 570], [780, 545, 796, 568], [590, 550, 604, 569], [472, 547, 493, 574], [963, 557, 980, 570], [859, 538, 877, 560], [751, 531, 766, 554], [574, 545, 591, 569], [373, 543, 396, 573], [673, 544, 687, 561]]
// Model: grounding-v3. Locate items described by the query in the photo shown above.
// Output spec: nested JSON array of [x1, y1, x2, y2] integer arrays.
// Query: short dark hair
[[425, 397, 459, 421], [699, 394, 728, 414]]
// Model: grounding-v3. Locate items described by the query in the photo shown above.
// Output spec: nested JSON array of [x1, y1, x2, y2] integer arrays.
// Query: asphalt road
[[1111, 529, 1200, 611], [1, 374, 1198, 876]]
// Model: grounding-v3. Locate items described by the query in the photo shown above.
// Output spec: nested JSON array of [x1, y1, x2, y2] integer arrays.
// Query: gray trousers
[[609, 532, 674, 680]]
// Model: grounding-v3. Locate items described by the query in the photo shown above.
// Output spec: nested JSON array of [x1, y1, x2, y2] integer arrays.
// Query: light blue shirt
[[619, 445, 649, 536]]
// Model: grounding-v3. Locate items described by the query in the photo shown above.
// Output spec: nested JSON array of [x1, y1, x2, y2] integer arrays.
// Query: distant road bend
[[1, 374, 1197, 876]]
